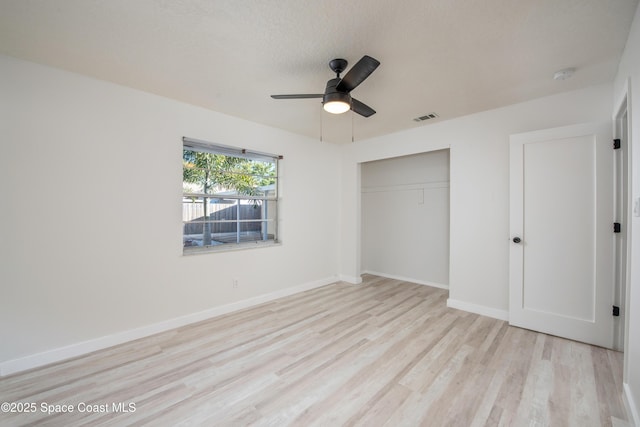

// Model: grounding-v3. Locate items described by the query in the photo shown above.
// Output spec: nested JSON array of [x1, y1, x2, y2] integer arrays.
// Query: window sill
[[182, 240, 281, 256]]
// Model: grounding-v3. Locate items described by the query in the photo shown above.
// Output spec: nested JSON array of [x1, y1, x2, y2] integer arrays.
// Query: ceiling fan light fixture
[[323, 92, 351, 114], [324, 100, 351, 114]]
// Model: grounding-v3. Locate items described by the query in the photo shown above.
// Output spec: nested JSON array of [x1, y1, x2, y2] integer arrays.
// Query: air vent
[[413, 112, 439, 122]]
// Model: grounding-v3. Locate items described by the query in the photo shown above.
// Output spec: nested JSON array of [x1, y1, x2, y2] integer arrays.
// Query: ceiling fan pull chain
[[352, 110, 355, 143], [320, 104, 323, 142]]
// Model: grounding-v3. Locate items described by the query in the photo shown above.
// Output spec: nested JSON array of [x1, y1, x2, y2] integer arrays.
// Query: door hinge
[[614, 222, 622, 233], [613, 306, 620, 316], [614, 139, 621, 149]]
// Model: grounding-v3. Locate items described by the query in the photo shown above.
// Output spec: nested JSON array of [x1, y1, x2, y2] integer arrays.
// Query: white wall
[[361, 150, 449, 286], [341, 83, 614, 318], [614, 2, 640, 424], [0, 55, 341, 371]]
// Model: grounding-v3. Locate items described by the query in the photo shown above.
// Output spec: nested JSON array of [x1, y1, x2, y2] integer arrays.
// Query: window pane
[[183, 146, 278, 251], [182, 197, 278, 247], [183, 150, 276, 197]]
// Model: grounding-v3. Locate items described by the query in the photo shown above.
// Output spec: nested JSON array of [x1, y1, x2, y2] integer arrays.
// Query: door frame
[[613, 78, 632, 371]]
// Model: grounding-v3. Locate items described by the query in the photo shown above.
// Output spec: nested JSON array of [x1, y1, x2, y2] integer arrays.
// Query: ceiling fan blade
[[351, 98, 376, 117], [271, 94, 323, 99], [336, 55, 380, 93]]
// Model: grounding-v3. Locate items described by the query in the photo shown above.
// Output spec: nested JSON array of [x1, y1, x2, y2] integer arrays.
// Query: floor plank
[[0, 275, 626, 426]]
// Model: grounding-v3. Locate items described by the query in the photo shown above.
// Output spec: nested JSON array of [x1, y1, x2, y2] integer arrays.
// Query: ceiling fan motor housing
[[323, 78, 351, 106]]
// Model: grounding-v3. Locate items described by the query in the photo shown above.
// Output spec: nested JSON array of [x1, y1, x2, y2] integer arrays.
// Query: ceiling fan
[[271, 55, 380, 117]]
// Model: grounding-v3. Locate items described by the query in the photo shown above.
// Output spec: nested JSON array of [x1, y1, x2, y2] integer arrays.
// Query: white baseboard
[[339, 274, 363, 284], [0, 276, 338, 377], [361, 270, 449, 290], [624, 382, 640, 426], [446, 298, 509, 321]]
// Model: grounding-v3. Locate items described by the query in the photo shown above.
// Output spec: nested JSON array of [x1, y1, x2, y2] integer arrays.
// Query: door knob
[[513, 237, 521, 243]]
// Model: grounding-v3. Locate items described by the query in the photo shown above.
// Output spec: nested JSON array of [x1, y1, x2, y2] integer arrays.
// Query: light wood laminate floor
[[0, 275, 627, 426]]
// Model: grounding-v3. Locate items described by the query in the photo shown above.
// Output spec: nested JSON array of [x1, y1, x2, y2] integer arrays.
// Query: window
[[182, 137, 280, 253]]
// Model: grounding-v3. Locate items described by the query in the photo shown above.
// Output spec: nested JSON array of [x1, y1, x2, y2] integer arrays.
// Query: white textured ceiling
[[0, 0, 638, 143]]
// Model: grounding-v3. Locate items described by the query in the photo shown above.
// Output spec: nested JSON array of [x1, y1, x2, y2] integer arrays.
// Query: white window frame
[[182, 137, 281, 254]]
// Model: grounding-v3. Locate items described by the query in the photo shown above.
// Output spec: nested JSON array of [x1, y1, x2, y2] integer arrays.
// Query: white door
[[509, 122, 614, 349]]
